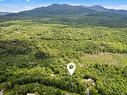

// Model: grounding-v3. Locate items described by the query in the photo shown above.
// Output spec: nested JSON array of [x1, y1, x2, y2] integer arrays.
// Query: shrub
[[0, 40, 32, 55], [34, 51, 50, 59]]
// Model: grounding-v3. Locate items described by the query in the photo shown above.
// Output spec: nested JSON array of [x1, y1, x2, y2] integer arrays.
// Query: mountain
[[88, 5, 108, 11], [2, 4, 127, 18], [1, 4, 127, 27], [0, 12, 11, 16], [2, 4, 127, 17], [6, 4, 96, 17], [88, 5, 127, 15], [108, 9, 127, 15]]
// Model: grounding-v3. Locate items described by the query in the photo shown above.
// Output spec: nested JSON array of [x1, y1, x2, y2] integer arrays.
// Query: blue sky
[[0, 0, 127, 12]]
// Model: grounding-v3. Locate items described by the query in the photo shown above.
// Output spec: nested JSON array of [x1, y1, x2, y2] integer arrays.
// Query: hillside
[[0, 12, 11, 16], [1, 4, 127, 27], [0, 20, 127, 95]]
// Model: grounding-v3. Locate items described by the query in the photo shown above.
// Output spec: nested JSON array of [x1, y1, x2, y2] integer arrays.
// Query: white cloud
[[104, 5, 127, 10]]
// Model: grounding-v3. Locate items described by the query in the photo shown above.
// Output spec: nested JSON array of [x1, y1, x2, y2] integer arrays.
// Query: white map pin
[[67, 63, 76, 76]]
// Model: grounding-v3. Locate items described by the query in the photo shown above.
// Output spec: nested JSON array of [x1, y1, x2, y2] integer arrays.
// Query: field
[[0, 20, 127, 95]]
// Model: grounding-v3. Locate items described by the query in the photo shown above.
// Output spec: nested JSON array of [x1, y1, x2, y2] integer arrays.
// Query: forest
[[0, 20, 127, 95]]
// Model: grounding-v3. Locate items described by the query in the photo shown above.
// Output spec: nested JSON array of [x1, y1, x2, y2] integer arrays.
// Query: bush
[[83, 41, 99, 54], [0, 40, 32, 55], [34, 51, 50, 59]]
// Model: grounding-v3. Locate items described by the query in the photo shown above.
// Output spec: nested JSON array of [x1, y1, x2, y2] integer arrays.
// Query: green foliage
[[0, 40, 32, 56], [0, 20, 127, 95], [35, 51, 51, 59]]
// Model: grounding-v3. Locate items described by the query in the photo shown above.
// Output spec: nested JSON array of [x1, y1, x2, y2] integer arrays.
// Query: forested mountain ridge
[[1, 4, 127, 27]]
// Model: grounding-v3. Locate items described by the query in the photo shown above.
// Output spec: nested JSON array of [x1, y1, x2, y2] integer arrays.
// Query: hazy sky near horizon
[[0, 0, 127, 12]]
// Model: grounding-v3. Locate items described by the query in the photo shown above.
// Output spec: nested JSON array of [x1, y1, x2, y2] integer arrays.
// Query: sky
[[0, 0, 127, 12]]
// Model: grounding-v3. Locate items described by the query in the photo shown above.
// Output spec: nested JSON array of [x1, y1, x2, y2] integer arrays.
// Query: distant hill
[[87, 5, 108, 12], [5, 4, 127, 17], [1, 4, 127, 27], [0, 12, 11, 16], [5, 4, 96, 17], [88, 5, 127, 15]]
